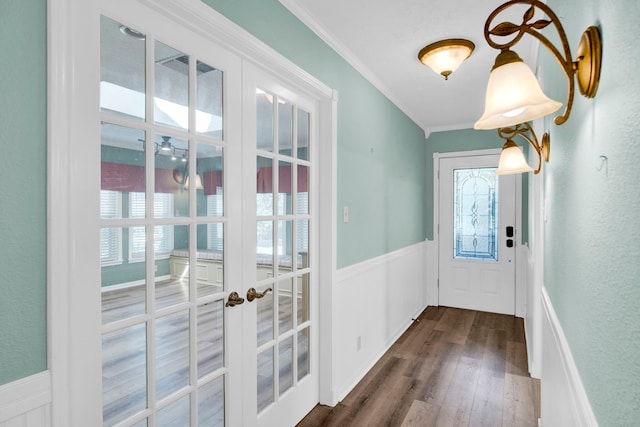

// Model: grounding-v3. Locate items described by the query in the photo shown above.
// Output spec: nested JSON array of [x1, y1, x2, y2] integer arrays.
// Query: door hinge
[[437, 278, 439, 289]]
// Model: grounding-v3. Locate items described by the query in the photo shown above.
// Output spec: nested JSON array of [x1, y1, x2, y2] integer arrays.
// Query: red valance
[[101, 162, 178, 193], [256, 165, 308, 193]]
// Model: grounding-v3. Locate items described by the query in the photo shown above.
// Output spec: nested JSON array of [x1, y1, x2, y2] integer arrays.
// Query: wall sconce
[[418, 39, 475, 80], [473, 0, 602, 174], [496, 122, 549, 175]]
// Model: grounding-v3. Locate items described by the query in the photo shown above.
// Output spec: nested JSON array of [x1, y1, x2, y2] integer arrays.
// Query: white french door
[[437, 152, 517, 315], [97, 1, 318, 426]]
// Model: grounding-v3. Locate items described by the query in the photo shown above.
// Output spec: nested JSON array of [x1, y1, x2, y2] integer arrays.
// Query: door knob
[[246, 287, 272, 302], [225, 291, 245, 307]]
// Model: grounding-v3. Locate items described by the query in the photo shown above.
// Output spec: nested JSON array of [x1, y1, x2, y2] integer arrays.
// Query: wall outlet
[[356, 336, 362, 351], [343, 206, 349, 223]]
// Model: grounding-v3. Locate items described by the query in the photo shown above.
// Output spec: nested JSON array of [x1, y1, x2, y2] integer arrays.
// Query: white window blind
[[129, 192, 174, 261], [206, 188, 223, 251], [100, 190, 122, 265]]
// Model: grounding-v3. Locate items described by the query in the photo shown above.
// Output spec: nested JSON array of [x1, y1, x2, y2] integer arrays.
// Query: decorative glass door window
[[453, 168, 499, 261]]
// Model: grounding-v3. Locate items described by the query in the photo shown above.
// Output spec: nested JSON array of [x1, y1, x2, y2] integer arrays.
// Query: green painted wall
[[202, 0, 427, 268], [425, 129, 529, 244], [0, 0, 48, 385], [543, 0, 640, 424]]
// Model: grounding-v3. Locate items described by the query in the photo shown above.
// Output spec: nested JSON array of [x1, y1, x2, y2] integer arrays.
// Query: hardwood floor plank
[[298, 307, 540, 427], [400, 400, 440, 427]]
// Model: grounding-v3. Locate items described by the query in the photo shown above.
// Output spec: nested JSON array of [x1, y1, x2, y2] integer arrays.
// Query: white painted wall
[[329, 241, 429, 403]]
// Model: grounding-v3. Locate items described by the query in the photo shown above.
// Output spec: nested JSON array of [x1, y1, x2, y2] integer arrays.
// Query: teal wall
[[202, 0, 427, 268], [543, 0, 640, 424], [0, 0, 48, 385], [425, 129, 529, 244]]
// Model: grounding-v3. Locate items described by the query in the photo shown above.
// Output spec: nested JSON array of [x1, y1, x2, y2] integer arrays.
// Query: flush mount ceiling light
[[418, 39, 475, 80], [474, 0, 602, 175], [475, 0, 601, 130]]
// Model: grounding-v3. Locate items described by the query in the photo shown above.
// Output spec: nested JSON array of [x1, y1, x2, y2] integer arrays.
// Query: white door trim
[[432, 148, 523, 316], [48, 0, 337, 424]]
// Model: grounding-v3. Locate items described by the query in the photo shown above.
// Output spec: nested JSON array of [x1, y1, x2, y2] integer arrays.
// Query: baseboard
[[540, 288, 597, 426], [0, 371, 51, 425]]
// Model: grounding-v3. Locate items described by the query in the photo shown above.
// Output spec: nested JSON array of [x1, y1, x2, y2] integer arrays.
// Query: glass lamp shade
[[496, 141, 534, 175], [418, 39, 474, 79], [474, 56, 562, 130], [184, 173, 204, 190]]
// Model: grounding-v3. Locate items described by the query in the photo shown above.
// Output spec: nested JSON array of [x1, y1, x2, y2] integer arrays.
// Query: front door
[[437, 153, 517, 315], [98, 2, 318, 426]]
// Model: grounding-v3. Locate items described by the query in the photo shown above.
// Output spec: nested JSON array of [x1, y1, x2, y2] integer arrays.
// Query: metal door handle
[[225, 292, 245, 307], [246, 287, 272, 302]]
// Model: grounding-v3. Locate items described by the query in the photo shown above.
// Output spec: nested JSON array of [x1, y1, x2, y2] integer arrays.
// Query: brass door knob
[[246, 287, 273, 302], [225, 291, 245, 307]]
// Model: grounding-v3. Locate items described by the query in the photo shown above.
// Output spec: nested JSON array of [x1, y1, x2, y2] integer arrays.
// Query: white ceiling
[[279, 0, 543, 137]]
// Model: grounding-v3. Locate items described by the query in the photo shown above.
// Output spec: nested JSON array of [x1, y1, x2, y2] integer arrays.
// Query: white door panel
[[438, 154, 517, 315]]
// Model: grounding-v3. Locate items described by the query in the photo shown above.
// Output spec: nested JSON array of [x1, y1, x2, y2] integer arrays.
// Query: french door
[[97, 2, 318, 425], [437, 153, 517, 315]]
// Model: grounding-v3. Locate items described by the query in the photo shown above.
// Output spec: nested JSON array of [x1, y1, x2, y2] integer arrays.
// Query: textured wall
[[202, 0, 427, 269], [0, 0, 48, 385], [543, 0, 640, 424]]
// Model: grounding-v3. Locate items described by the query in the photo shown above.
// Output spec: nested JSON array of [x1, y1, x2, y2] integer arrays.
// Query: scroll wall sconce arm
[[476, 0, 602, 129]]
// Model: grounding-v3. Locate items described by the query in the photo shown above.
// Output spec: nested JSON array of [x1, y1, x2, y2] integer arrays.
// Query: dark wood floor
[[297, 306, 540, 427]]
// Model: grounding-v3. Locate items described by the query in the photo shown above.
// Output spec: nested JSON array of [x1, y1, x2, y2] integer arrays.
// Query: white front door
[[97, 2, 318, 426], [437, 153, 517, 315]]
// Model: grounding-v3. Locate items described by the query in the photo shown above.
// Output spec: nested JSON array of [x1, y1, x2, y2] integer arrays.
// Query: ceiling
[[279, 0, 543, 137]]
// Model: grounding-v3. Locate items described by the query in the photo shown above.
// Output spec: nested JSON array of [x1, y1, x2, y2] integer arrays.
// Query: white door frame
[[432, 148, 525, 317], [48, 0, 338, 424]]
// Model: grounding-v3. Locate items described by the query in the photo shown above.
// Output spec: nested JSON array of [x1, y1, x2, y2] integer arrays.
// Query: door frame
[[48, 0, 338, 425], [432, 149, 525, 317]]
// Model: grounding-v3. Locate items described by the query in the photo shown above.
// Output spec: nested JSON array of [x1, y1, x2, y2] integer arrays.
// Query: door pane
[[256, 89, 274, 152], [154, 135, 188, 218], [197, 223, 224, 298], [156, 311, 190, 401], [157, 225, 189, 309], [256, 156, 274, 215], [257, 220, 274, 281], [278, 100, 293, 156], [278, 220, 293, 276], [278, 161, 293, 215], [278, 337, 294, 394], [196, 60, 223, 138], [102, 323, 147, 427], [198, 377, 225, 427], [278, 278, 293, 334], [197, 143, 224, 218], [297, 328, 310, 381], [101, 227, 146, 324], [198, 301, 224, 378], [257, 348, 274, 412], [100, 16, 145, 120], [155, 42, 189, 130], [156, 394, 190, 427], [297, 108, 310, 160], [453, 168, 499, 261], [297, 273, 309, 325]]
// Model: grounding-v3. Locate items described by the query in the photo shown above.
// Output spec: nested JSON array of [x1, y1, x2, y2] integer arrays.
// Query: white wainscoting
[[0, 371, 51, 427], [330, 241, 429, 404], [541, 288, 597, 426]]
